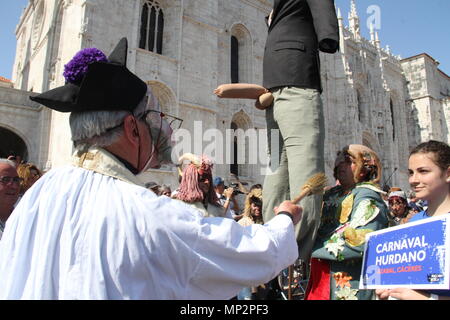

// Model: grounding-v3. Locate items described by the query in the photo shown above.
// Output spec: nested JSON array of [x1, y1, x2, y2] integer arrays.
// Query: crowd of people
[[1, 138, 448, 300]]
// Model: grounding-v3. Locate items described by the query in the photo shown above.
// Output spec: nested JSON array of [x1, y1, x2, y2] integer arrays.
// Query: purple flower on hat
[[63, 48, 108, 84]]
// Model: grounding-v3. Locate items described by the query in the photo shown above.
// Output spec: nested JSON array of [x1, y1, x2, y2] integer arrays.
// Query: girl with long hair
[[377, 140, 450, 300]]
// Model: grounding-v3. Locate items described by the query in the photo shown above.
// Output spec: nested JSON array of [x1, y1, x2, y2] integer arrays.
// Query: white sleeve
[[225, 207, 235, 219], [187, 214, 298, 299]]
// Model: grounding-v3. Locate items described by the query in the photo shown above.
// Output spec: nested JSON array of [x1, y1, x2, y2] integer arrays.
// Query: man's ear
[[123, 115, 140, 146]]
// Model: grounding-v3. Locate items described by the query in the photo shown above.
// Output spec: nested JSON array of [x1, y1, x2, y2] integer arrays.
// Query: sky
[[335, 0, 450, 73], [0, 0, 29, 79], [1, 0, 449, 80]]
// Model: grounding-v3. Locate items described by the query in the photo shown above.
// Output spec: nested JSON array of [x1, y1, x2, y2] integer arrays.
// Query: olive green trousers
[[262, 86, 325, 262]]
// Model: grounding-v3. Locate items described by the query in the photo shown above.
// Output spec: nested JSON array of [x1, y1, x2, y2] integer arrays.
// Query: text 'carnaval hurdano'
[[375, 236, 429, 266]]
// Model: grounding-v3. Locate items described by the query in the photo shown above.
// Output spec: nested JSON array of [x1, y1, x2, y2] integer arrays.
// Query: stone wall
[[0, 86, 42, 166], [2, 0, 448, 192]]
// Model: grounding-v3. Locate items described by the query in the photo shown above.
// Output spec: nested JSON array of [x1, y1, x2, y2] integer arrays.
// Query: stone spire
[[375, 31, 381, 49], [350, 0, 358, 17], [337, 7, 345, 54], [386, 45, 391, 55], [348, 0, 360, 39], [369, 22, 376, 43]]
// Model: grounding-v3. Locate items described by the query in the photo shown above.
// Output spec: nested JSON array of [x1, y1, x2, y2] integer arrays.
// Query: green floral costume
[[308, 183, 389, 300]]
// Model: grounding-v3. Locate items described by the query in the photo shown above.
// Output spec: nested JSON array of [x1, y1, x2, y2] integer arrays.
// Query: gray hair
[[70, 94, 148, 154], [159, 184, 171, 191], [0, 159, 17, 168]]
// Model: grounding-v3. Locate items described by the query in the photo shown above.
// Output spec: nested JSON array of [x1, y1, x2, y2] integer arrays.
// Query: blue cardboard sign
[[360, 215, 450, 290]]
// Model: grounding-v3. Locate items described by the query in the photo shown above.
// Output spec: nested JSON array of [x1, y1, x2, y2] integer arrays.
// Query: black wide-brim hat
[[30, 38, 147, 113]]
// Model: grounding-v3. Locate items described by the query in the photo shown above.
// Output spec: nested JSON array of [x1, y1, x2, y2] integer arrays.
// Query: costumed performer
[[174, 153, 225, 218], [305, 144, 389, 300], [261, 0, 340, 263]]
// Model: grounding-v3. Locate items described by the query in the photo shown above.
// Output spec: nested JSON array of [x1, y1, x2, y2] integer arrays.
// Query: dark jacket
[[263, 0, 340, 92]]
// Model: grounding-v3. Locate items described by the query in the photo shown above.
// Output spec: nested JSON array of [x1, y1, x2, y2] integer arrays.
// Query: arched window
[[357, 90, 362, 122], [230, 121, 239, 175], [230, 25, 252, 84], [139, 0, 164, 54], [230, 36, 239, 83], [356, 88, 368, 125], [230, 111, 254, 177], [390, 98, 396, 141], [0, 127, 29, 161]]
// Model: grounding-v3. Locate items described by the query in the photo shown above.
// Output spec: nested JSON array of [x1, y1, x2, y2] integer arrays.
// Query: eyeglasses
[[0, 176, 23, 185], [138, 109, 183, 156], [102, 107, 183, 165], [103, 109, 183, 135], [139, 109, 183, 131]]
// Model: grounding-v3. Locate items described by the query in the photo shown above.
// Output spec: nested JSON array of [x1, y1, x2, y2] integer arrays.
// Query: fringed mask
[[176, 153, 218, 204]]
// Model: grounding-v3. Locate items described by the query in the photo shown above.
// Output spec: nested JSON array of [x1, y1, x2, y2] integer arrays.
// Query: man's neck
[[113, 154, 140, 175], [104, 143, 139, 174]]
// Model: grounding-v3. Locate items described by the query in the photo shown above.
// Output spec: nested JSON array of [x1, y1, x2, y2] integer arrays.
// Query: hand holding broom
[[291, 173, 328, 205]]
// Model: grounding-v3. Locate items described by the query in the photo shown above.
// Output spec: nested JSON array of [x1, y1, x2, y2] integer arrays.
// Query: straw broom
[[287, 172, 328, 300], [291, 172, 328, 205]]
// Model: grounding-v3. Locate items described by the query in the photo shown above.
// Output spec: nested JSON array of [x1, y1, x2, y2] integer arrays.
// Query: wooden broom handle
[[291, 188, 311, 205], [288, 265, 293, 300]]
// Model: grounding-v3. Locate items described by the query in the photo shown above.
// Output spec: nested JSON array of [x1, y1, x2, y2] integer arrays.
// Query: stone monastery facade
[[1, 0, 449, 190]]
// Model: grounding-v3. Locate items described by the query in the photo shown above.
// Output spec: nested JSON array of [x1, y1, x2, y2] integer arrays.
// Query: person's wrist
[[277, 211, 294, 223]]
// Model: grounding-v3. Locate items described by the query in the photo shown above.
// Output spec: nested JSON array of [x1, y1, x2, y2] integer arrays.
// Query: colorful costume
[[176, 153, 225, 218], [305, 145, 389, 300]]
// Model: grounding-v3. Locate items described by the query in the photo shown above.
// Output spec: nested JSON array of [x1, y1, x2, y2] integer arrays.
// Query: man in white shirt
[[0, 38, 301, 300]]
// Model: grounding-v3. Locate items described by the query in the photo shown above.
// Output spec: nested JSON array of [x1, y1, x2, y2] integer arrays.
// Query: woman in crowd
[[387, 190, 416, 226], [237, 188, 268, 300], [376, 140, 450, 300], [158, 185, 172, 197], [17, 163, 42, 197], [237, 188, 264, 227]]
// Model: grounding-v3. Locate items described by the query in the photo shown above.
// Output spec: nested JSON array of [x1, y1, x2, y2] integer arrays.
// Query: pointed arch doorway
[[0, 127, 29, 161]]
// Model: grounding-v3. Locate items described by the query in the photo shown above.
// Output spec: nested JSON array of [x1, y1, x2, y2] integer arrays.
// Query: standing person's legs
[[262, 88, 289, 227], [263, 86, 325, 262]]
